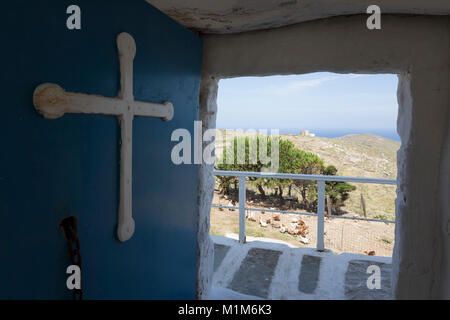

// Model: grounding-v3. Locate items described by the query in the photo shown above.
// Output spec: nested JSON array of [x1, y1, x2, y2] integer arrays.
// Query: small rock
[[299, 236, 310, 244], [272, 222, 281, 228], [273, 214, 281, 221], [259, 218, 268, 227]]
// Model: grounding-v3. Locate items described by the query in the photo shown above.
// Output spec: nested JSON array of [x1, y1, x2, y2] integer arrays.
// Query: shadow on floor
[[209, 235, 392, 300]]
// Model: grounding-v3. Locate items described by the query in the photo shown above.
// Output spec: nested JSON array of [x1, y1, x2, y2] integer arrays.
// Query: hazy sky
[[216, 72, 399, 139]]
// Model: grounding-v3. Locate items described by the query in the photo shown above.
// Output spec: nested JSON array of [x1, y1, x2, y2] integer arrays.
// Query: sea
[[279, 128, 400, 141], [218, 128, 401, 141]]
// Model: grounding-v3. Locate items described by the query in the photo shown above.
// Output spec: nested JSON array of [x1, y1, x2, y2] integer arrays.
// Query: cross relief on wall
[[33, 32, 174, 242]]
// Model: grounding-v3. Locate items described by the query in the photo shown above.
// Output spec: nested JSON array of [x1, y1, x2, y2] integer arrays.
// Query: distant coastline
[[216, 127, 400, 141]]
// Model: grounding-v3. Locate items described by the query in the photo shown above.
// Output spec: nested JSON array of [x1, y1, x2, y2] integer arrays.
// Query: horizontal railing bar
[[325, 214, 395, 224], [211, 205, 395, 224], [212, 204, 239, 210], [246, 207, 318, 217], [211, 204, 317, 217], [214, 170, 396, 185]]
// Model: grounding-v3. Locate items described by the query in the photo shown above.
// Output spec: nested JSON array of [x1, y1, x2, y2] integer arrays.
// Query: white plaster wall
[[148, 0, 450, 34], [196, 75, 219, 299], [196, 15, 450, 299], [439, 113, 450, 298]]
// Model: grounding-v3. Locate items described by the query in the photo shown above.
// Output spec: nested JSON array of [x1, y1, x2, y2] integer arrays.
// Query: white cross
[[33, 33, 174, 242]]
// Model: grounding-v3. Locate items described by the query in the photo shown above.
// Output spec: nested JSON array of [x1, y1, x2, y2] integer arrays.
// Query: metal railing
[[212, 170, 396, 251]]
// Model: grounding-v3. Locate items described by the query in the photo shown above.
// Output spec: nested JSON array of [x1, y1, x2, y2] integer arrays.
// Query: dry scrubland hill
[[215, 130, 400, 220]]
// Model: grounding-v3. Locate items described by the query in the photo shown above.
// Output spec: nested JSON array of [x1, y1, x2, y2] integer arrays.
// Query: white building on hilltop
[[300, 130, 316, 137]]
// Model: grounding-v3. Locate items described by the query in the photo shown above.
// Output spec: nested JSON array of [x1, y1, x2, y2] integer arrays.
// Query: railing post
[[316, 180, 325, 251], [239, 176, 246, 244]]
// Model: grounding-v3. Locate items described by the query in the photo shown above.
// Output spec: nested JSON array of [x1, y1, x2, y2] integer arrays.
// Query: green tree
[[215, 136, 356, 210], [257, 139, 299, 200], [215, 135, 274, 197], [321, 165, 357, 212], [291, 150, 324, 209]]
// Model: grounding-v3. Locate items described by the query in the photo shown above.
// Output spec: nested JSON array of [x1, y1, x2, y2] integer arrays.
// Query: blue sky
[[216, 72, 399, 140]]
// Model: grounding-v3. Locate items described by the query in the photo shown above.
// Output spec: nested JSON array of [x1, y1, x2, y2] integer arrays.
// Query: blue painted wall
[[0, 1, 202, 299]]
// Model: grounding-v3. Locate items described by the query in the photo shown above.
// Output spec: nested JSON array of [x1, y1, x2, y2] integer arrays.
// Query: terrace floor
[[206, 235, 393, 300]]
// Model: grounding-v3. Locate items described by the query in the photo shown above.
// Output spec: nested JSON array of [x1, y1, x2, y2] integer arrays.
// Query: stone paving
[[213, 244, 231, 272], [298, 255, 322, 294], [211, 235, 393, 300], [229, 248, 282, 298], [344, 260, 392, 300]]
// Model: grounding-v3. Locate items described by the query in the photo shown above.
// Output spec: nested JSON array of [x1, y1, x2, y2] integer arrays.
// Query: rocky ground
[[210, 193, 395, 257]]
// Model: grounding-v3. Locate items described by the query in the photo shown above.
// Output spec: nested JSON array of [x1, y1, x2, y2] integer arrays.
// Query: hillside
[[214, 130, 400, 220]]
